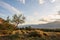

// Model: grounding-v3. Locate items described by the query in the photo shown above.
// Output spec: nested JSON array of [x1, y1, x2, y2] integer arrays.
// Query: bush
[[43, 33, 48, 36], [28, 31, 41, 37], [0, 22, 16, 30]]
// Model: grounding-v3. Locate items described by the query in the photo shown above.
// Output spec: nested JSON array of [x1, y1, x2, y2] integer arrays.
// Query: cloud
[[28, 12, 40, 22], [40, 13, 60, 22], [33, 12, 39, 16], [51, 0, 56, 3], [18, 0, 25, 4], [23, 11, 49, 25], [39, 0, 45, 4], [0, 1, 22, 15], [23, 12, 60, 25], [24, 13, 47, 24]]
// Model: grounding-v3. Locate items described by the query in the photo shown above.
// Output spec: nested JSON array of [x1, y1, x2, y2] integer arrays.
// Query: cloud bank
[[40, 13, 60, 22]]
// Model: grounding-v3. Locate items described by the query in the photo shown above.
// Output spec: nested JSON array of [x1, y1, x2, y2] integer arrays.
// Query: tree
[[25, 26, 32, 30], [12, 14, 25, 27], [6, 16, 10, 23]]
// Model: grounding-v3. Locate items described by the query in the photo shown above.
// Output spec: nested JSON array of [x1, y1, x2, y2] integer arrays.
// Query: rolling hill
[[19, 21, 60, 29]]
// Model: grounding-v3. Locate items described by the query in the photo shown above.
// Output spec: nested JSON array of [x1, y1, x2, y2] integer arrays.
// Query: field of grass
[[0, 29, 60, 40], [0, 17, 60, 40]]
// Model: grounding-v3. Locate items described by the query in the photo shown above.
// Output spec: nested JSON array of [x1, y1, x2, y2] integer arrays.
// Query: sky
[[0, 0, 60, 25]]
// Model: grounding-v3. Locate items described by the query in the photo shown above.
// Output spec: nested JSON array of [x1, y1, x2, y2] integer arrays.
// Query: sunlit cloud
[[51, 0, 56, 3], [0, 1, 22, 15], [40, 13, 60, 22], [24, 12, 47, 24], [39, 0, 45, 4]]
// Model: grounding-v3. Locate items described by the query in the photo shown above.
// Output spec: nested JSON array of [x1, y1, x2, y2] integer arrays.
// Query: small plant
[[28, 31, 42, 37], [25, 26, 32, 30]]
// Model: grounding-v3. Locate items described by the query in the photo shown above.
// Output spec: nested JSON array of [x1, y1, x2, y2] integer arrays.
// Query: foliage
[[6, 16, 10, 23], [0, 21, 16, 30], [27, 31, 41, 37], [40, 29, 60, 32], [12, 14, 25, 27], [25, 26, 32, 30]]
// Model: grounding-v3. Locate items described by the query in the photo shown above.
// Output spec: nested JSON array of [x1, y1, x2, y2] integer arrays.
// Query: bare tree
[[12, 14, 25, 27]]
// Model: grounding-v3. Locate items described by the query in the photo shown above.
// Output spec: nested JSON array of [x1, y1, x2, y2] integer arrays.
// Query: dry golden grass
[[0, 30, 60, 37]]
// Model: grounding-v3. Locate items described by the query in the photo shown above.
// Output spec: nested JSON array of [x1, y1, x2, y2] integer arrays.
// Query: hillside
[[0, 18, 17, 30], [19, 21, 60, 29], [0, 29, 60, 40], [0, 18, 60, 40]]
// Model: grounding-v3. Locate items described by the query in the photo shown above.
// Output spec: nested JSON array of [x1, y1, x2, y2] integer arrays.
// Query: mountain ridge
[[19, 21, 60, 29]]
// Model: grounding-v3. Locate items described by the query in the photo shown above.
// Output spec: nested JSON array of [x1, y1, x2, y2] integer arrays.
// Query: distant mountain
[[19, 21, 60, 29]]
